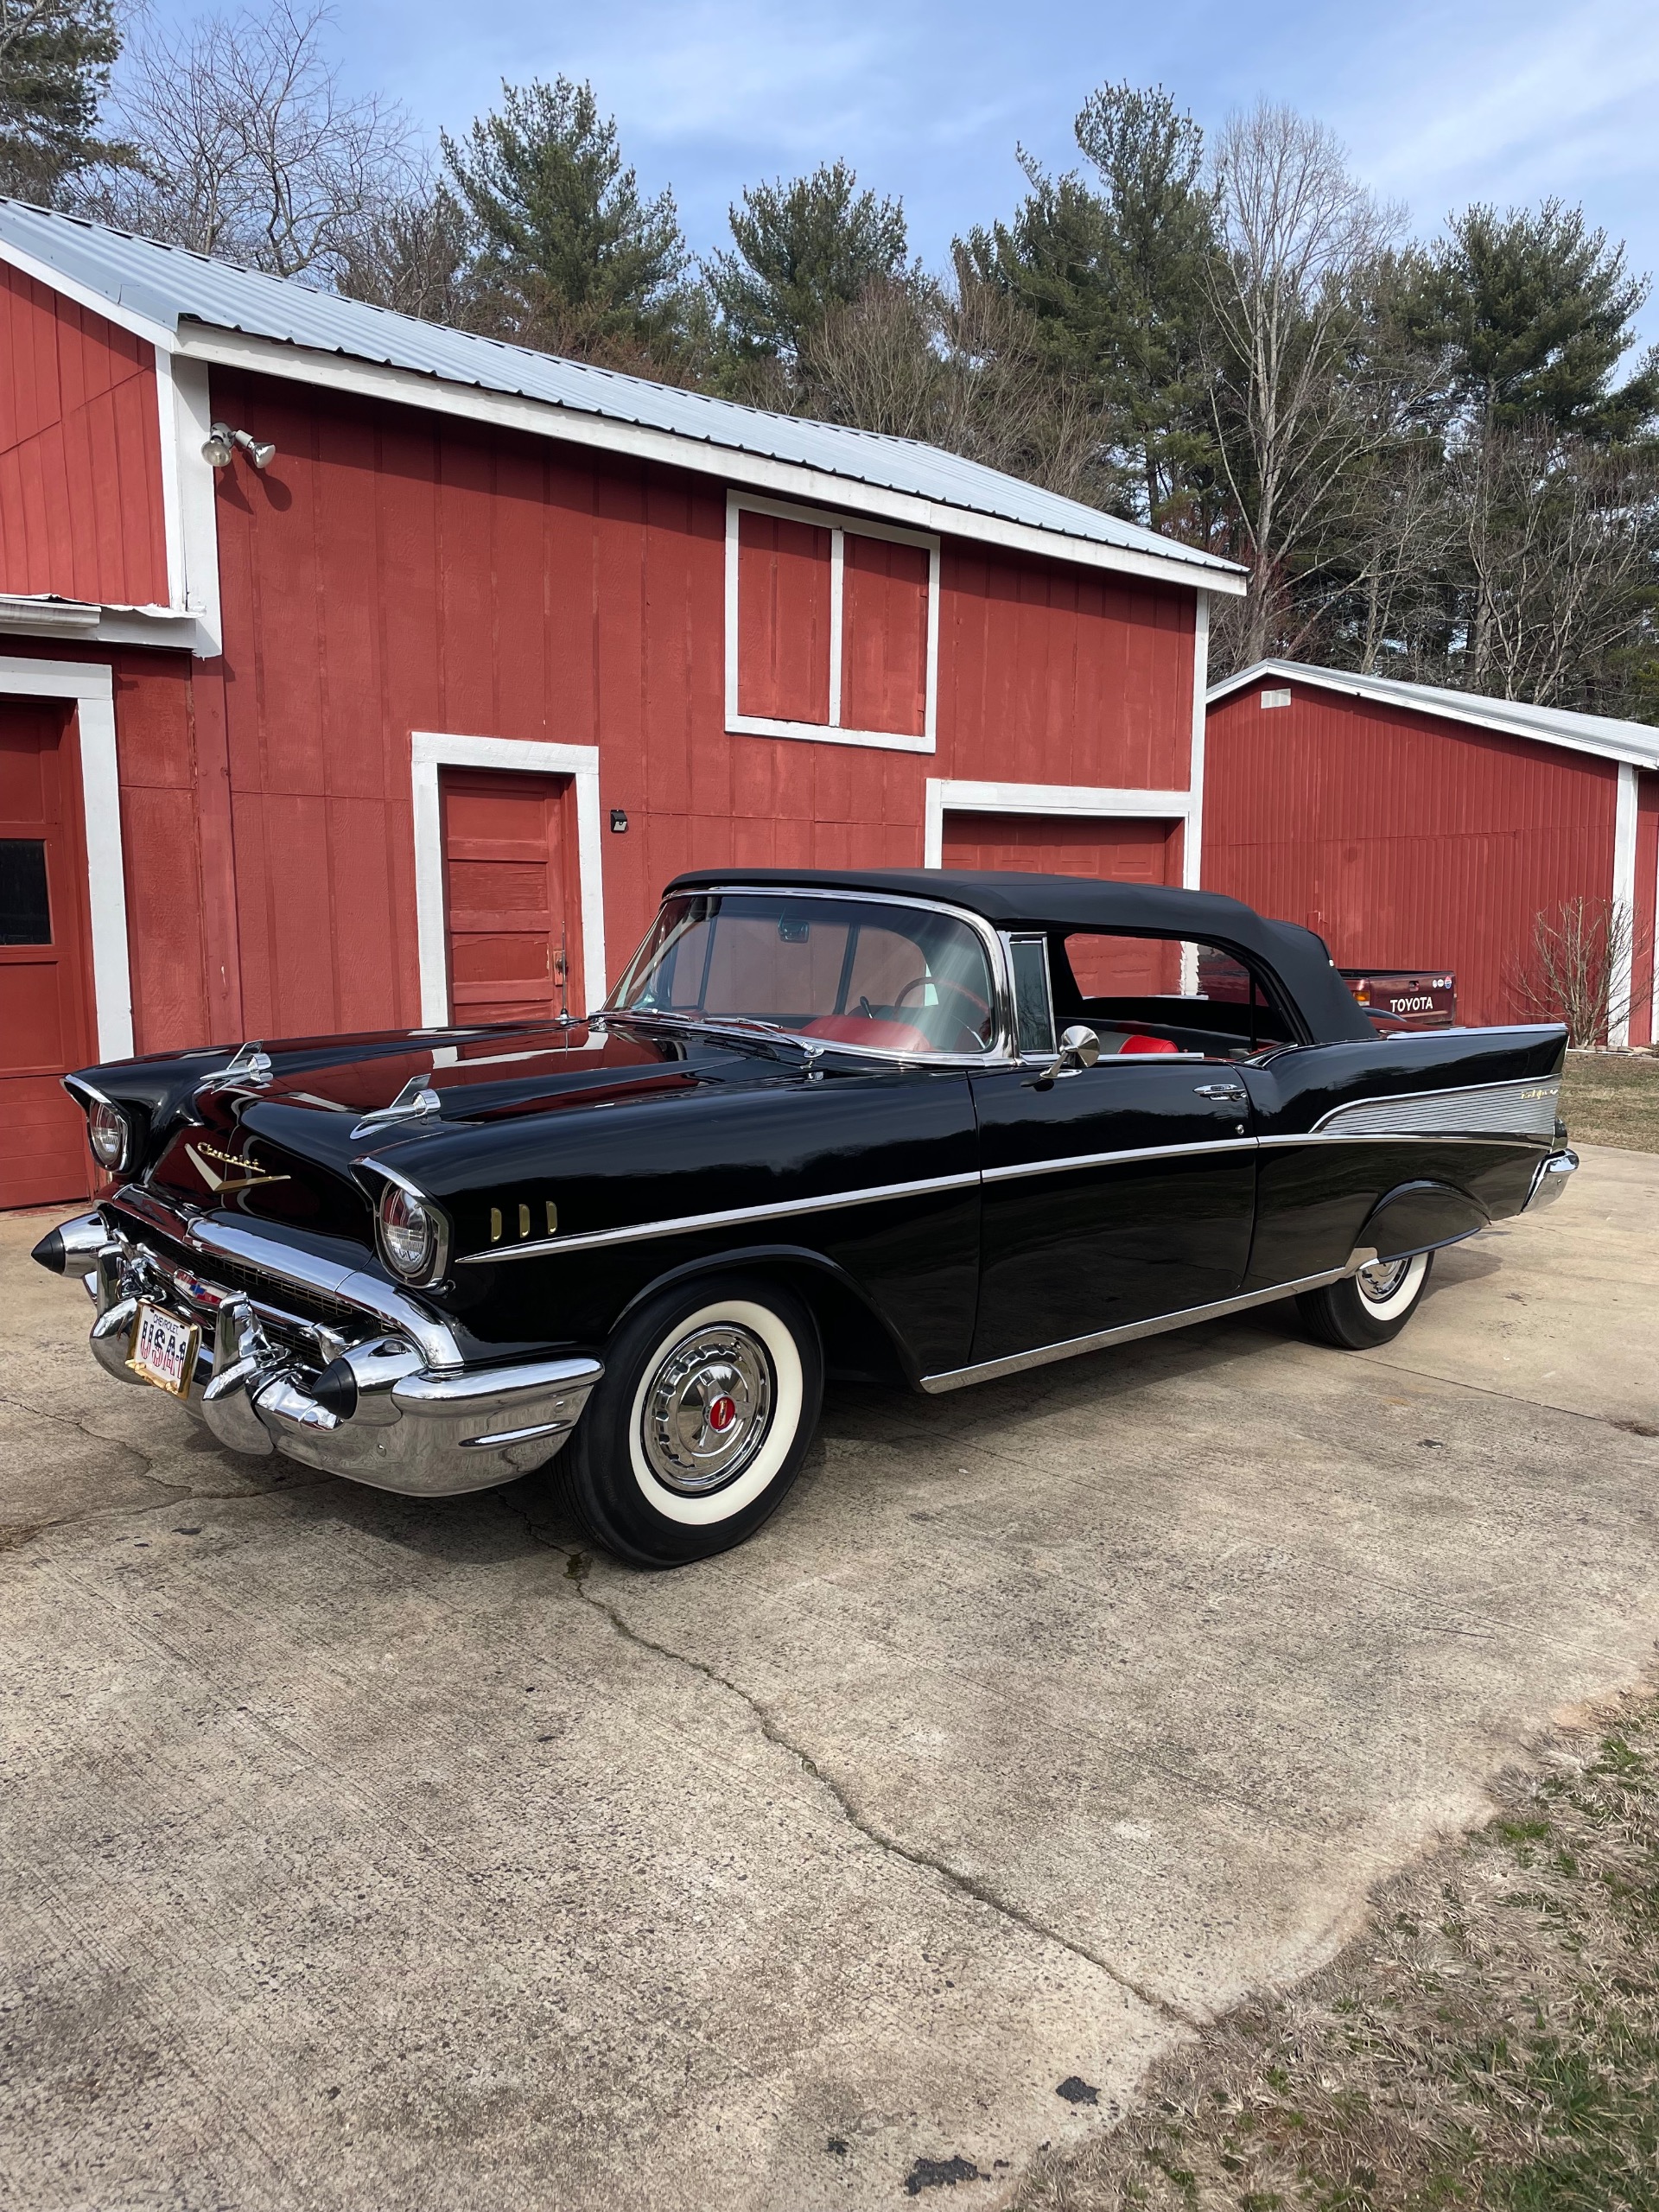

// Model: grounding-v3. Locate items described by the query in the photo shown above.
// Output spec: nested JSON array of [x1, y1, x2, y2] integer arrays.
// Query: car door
[[968, 1052, 1256, 1369]]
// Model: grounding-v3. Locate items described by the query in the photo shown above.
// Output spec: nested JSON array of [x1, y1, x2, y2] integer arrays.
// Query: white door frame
[[410, 732, 606, 1027], [0, 654, 132, 1058], [923, 778, 1198, 873]]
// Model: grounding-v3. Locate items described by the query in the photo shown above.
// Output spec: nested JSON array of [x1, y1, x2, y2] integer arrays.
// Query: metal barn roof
[[0, 199, 1242, 587], [1209, 658, 1659, 772]]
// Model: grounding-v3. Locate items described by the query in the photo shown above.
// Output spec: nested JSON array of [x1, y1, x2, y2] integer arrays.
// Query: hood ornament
[[351, 1076, 443, 1140], [202, 1040, 274, 1092]]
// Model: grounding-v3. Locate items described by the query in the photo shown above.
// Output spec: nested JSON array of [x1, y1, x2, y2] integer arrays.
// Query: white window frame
[[410, 732, 606, 1029], [0, 654, 131, 1058], [1611, 760, 1638, 1050], [725, 490, 940, 754]]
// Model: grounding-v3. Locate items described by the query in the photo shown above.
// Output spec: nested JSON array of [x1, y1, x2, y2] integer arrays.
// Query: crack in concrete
[[524, 1516, 1205, 2034], [0, 1391, 328, 1552]]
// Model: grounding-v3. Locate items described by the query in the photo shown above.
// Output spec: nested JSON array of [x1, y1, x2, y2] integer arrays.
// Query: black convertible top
[[666, 866, 1376, 1044]]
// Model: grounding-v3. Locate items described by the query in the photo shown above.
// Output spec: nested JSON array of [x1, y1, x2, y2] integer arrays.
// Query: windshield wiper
[[598, 1008, 815, 1059]]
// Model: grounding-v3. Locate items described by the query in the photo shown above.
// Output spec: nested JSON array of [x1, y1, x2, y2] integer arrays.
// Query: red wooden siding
[[1633, 771, 1659, 1048], [841, 534, 928, 736], [440, 767, 580, 1020], [203, 366, 1198, 1041], [736, 510, 830, 724], [940, 550, 1194, 789], [0, 697, 95, 1205], [0, 264, 169, 608], [1202, 682, 1620, 1028]]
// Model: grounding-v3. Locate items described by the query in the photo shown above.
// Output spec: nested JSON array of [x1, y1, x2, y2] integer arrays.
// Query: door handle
[[1194, 1082, 1248, 1103]]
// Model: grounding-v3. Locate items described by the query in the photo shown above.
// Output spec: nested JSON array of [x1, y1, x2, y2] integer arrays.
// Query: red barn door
[[941, 810, 1180, 883], [439, 768, 581, 1023], [0, 701, 95, 1207]]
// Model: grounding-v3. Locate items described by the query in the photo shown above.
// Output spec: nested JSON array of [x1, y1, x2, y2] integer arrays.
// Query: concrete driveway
[[3, 1147, 1656, 2211]]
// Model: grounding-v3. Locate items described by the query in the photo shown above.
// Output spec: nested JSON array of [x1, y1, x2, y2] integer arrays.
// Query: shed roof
[[1208, 658, 1659, 772], [0, 198, 1243, 592]]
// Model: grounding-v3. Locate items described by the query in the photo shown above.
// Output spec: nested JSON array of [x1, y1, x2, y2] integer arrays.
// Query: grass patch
[[1013, 1694, 1659, 2212], [1559, 1052, 1659, 1153]]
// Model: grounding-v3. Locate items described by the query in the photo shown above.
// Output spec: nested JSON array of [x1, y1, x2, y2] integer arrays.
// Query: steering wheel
[[893, 974, 993, 1040]]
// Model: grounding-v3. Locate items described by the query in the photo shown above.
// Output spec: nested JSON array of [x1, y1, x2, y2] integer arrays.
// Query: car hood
[[133, 1020, 814, 1237]]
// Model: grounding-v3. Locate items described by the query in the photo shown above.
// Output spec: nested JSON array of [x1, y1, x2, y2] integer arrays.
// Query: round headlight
[[378, 1181, 444, 1282], [86, 1098, 130, 1172]]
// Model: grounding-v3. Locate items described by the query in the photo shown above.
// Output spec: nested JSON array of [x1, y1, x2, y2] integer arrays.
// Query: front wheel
[[552, 1274, 823, 1567], [1296, 1249, 1434, 1350]]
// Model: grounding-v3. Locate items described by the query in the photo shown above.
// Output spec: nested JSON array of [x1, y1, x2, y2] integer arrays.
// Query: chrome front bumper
[[1523, 1147, 1579, 1212], [41, 1209, 601, 1497]]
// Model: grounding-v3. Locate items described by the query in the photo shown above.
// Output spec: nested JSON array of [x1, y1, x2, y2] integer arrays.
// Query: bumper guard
[[41, 1210, 601, 1497]]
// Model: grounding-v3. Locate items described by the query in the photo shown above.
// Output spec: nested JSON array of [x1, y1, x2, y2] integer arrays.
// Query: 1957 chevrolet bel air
[[34, 868, 1577, 1566]]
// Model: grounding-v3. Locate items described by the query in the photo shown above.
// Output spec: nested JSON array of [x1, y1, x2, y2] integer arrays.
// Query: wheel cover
[[640, 1323, 774, 1495], [1357, 1256, 1412, 1305]]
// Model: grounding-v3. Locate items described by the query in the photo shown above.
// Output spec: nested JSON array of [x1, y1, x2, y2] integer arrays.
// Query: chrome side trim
[[1311, 1077, 1560, 1140], [454, 1169, 983, 1264], [982, 1135, 1254, 1184], [919, 1263, 1360, 1393]]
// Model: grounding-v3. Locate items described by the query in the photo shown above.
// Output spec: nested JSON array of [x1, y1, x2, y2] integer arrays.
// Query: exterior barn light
[[203, 423, 276, 469]]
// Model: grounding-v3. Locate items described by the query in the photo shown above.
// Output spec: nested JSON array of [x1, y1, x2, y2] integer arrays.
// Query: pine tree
[[0, 0, 124, 203], [1419, 200, 1658, 442], [962, 83, 1223, 529], [442, 78, 690, 364], [707, 160, 911, 360]]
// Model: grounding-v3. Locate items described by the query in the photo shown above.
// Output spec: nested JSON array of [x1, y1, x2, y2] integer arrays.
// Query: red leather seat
[[1096, 1030, 1179, 1055]]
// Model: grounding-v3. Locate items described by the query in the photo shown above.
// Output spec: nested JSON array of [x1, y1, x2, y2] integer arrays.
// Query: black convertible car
[[35, 868, 1576, 1566]]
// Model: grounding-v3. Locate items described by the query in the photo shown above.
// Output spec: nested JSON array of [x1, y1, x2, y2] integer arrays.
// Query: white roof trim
[[1207, 658, 1659, 771], [176, 324, 1246, 595]]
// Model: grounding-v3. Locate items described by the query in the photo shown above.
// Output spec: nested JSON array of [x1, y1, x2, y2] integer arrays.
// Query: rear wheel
[[552, 1274, 823, 1567], [1296, 1249, 1433, 1350]]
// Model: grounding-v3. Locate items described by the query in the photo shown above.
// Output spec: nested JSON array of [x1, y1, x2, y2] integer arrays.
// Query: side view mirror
[[1030, 1023, 1100, 1089]]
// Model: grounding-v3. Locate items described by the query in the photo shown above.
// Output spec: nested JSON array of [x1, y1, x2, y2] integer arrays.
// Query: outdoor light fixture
[[202, 423, 277, 469]]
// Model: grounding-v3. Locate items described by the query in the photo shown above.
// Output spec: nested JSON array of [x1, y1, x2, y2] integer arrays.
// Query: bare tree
[[335, 171, 474, 323], [79, 1, 414, 281], [1510, 894, 1645, 1046], [797, 267, 1105, 500], [1205, 104, 1411, 665], [1451, 424, 1659, 707]]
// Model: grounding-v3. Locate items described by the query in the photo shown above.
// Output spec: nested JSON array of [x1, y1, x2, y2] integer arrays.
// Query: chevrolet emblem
[[184, 1141, 290, 1194]]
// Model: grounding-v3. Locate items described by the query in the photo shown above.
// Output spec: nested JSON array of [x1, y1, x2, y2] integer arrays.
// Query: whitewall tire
[[1296, 1249, 1434, 1350], [554, 1275, 823, 1567]]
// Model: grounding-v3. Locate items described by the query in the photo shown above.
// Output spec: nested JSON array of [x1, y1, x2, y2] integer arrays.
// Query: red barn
[[0, 200, 1242, 1209], [1203, 660, 1659, 1046]]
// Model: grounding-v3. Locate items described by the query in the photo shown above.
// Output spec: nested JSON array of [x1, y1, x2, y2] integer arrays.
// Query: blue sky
[[148, 0, 1659, 349]]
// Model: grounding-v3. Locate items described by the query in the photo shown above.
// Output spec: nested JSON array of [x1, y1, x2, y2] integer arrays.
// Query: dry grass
[[1559, 1052, 1659, 1153], [1012, 1693, 1659, 2212]]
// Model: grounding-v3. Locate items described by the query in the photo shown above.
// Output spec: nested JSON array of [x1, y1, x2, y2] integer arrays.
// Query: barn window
[[1260, 688, 1291, 709], [726, 493, 939, 753]]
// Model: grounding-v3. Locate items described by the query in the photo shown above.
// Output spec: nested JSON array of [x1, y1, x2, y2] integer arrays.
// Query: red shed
[[1202, 660, 1659, 1046], [0, 200, 1243, 1208]]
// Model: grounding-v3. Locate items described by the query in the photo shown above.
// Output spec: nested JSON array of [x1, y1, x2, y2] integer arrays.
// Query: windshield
[[607, 893, 998, 1057]]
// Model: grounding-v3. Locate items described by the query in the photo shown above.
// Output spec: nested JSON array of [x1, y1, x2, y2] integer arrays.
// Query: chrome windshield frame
[[601, 883, 1021, 1068]]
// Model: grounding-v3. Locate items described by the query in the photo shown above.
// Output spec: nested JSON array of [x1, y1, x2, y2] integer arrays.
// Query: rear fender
[[1359, 1179, 1490, 1262]]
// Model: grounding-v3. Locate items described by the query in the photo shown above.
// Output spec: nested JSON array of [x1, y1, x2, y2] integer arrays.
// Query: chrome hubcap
[[1357, 1256, 1412, 1304], [641, 1323, 773, 1495]]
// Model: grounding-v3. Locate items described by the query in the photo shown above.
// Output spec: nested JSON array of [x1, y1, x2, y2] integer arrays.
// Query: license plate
[[128, 1302, 200, 1397]]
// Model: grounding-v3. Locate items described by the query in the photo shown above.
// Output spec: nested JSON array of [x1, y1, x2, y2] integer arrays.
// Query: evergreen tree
[[707, 160, 910, 359], [0, 0, 124, 203], [963, 83, 1223, 529], [1418, 200, 1659, 441], [442, 78, 690, 363]]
